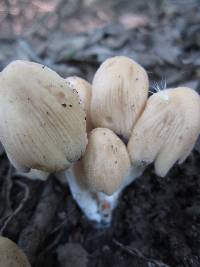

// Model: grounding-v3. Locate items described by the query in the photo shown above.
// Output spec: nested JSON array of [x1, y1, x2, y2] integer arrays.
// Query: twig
[[4, 164, 13, 212], [35, 207, 76, 260], [0, 180, 30, 235], [50, 206, 76, 235], [85, 229, 106, 242], [1, 164, 14, 217], [38, 230, 63, 257], [113, 239, 171, 267], [18, 176, 62, 265]]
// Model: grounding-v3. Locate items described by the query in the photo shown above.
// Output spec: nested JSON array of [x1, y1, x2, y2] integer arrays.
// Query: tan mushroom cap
[[0, 60, 87, 173], [0, 236, 31, 267], [66, 76, 93, 132], [91, 56, 149, 140], [82, 128, 131, 195], [128, 87, 200, 177]]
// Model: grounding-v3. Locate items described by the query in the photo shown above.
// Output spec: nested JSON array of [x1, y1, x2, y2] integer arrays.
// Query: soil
[[0, 0, 200, 266], [1, 151, 200, 267]]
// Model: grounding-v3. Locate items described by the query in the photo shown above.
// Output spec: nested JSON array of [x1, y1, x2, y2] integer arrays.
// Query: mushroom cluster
[[64, 57, 200, 226], [0, 57, 200, 227]]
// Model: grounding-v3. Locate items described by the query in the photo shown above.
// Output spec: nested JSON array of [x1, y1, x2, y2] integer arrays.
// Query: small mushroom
[[128, 87, 200, 177], [65, 127, 137, 225], [91, 56, 149, 140], [0, 236, 31, 267], [82, 128, 131, 195], [66, 76, 93, 132], [0, 60, 87, 173]]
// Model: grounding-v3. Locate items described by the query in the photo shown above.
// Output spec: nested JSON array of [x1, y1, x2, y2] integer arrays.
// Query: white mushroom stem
[[13, 168, 49, 181], [65, 166, 101, 223], [65, 164, 144, 226], [97, 165, 144, 225]]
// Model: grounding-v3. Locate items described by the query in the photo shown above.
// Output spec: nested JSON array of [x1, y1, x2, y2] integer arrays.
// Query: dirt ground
[[0, 0, 200, 266]]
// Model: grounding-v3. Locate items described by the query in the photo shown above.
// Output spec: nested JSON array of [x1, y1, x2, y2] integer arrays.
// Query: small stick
[[50, 206, 75, 235], [113, 239, 171, 267], [18, 176, 62, 265], [1, 164, 13, 216], [0, 180, 30, 235]]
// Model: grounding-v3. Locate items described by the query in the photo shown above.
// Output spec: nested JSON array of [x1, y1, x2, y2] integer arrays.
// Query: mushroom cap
[[128, 87, 200, 177], [0, 236, 31, 267], [91, 56, 149, 140], [66, 76, 93, 133], [0, 60, 87, 172], [82, 128, 131, 195]]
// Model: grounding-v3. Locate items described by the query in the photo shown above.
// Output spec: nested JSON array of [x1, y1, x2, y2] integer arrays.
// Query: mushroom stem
[[13, 169, 49, 181], [97, 191, 120, 226], [65, 166, 101, 223], [97, 165, 144, 225], [65, 165, 144, 226]]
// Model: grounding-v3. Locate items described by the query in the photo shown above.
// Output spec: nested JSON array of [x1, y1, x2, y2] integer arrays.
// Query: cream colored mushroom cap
[[82, 128, 131, 195], [0, 236, 31, 267], [91, 56, 149, 140], [66, 76, 93, 132], [0, 60, 87, 172], [128, 87, 200, 177]]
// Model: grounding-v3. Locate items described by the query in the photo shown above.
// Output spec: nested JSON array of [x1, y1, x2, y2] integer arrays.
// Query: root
[[0, 180, 30, 235]]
